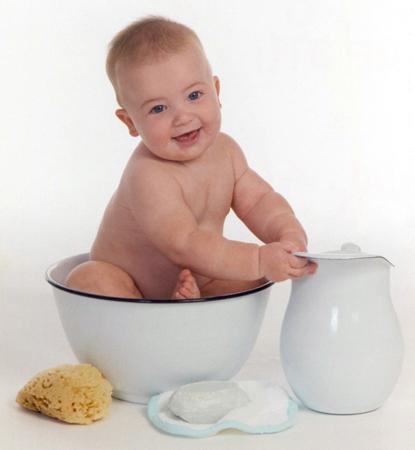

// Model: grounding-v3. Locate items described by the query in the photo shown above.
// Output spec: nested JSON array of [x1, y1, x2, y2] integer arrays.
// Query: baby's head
[[106, 16, 221, 161], [106, 16, 204, 106]]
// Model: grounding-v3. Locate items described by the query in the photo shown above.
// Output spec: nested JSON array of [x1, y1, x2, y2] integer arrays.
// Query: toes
[[179, 287, 192, 298], [183, 271, 195, 281], [184, 275, 196, 286], [184, 280, 199, 296], [173, 270, 200, 300], [173, 291, 185, 299], [179, 269, 191, 281], [173, 287, 193, 300]]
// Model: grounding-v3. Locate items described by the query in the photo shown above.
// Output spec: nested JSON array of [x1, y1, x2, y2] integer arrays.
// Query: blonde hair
[[106, 16, 202, 105]]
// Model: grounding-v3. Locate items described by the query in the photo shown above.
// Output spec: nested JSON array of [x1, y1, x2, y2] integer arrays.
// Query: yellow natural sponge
[[16, 364, 113, 424]]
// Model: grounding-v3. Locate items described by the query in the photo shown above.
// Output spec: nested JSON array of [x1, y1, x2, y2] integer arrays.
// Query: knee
[[65, 261, 103, 291], [65, 261, 138, 297]]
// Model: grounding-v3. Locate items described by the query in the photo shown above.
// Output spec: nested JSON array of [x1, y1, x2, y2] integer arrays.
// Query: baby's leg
[[200, 278, 268, 298], [66, 263, 200, 300], [65, 261, 143, 299]]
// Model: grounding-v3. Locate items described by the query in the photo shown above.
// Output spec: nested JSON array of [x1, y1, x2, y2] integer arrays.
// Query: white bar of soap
[[168, 381, 251, 424]]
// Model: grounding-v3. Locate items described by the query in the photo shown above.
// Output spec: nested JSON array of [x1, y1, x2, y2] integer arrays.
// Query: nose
[[172, 105, 193, 128]]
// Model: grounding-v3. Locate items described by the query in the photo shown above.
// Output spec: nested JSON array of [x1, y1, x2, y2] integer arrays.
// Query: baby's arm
[[125, 161, 313, 282], [229, 136, 307, 251], [227, 135, 317, 280]]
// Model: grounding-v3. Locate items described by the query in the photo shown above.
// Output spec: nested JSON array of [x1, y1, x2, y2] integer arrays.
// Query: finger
[[288, 253, 308, 269], [289, 262, 318, 278], [279, 241, 299, 253]]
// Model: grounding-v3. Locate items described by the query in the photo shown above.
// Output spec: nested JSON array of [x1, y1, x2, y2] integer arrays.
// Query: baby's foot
[[172, 269, 200, 300]]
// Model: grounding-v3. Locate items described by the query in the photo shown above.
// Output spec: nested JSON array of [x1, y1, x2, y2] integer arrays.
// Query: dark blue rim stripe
[[45, 274, 274, 304]]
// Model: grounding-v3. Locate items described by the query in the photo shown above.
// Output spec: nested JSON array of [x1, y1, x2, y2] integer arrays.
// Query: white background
[[1, 0, 414, 448]]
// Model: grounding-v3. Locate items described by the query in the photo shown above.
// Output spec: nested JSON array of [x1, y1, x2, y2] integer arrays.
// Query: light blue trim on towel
[[147, 395, 298, 438]]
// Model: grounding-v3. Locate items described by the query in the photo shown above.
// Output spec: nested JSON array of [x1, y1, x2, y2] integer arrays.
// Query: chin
[[174, 150, 205, 162], [152, 150, 202, 162]]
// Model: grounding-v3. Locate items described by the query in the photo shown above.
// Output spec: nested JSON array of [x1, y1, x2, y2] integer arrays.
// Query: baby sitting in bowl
[[65, 16, 317, 300]]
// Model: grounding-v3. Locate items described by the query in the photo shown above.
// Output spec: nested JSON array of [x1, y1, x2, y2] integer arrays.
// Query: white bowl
[[46, 253, 273, 404]]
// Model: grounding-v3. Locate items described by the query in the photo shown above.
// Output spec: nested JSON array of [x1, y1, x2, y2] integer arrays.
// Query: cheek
[[203, 101, 221, 125], [208, 106, 221, 132], [143, 118, 169, 142]]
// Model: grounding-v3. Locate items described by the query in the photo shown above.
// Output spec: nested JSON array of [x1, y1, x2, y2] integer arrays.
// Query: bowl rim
[[45, 255, 274, 304]]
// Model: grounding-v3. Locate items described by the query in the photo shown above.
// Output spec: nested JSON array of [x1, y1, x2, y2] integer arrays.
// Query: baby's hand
[[259, 242, 317, 282], [278, 232, 308, 252]]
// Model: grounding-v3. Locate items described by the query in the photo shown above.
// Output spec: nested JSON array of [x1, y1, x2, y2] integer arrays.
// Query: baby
[[65, 16, 317, 300]]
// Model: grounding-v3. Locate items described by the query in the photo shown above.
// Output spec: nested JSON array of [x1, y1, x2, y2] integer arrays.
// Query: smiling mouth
[[173, 128, 201, 144]]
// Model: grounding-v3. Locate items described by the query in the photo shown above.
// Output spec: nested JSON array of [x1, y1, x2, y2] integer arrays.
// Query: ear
[[115, 109, 139, 137], [213, 76, 221, 108]]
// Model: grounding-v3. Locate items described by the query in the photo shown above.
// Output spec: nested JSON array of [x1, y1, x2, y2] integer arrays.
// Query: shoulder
[[120, 143, 182, 200], [124, 142, 176, 178], [215, 132, 241, 152], [216, 132, 249, 183]]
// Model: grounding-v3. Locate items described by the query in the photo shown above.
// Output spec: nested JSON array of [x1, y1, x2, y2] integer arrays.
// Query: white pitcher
[[280, 243, 404, 414]]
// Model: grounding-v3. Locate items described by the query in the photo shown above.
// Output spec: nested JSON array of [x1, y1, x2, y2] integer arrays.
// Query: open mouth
[[173, 128, 201, 144]]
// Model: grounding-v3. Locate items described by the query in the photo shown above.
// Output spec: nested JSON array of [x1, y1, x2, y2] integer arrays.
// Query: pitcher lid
[[293, 242, 393, 265]]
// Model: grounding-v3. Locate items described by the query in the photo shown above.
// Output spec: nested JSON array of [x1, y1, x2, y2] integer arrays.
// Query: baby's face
[[116, 45, 221, 162]]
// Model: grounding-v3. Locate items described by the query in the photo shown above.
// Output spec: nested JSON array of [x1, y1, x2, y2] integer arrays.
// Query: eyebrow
[[141, 96, 165, 109], [140, 82, 207, 109]]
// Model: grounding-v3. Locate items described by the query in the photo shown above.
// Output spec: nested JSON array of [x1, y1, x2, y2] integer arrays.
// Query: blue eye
[[189, 91, 201, 100], [151, 105, 165, 114]]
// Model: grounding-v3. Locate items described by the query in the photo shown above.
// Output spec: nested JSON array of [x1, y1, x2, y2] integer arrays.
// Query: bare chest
[[178, 157, 235, 225]]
